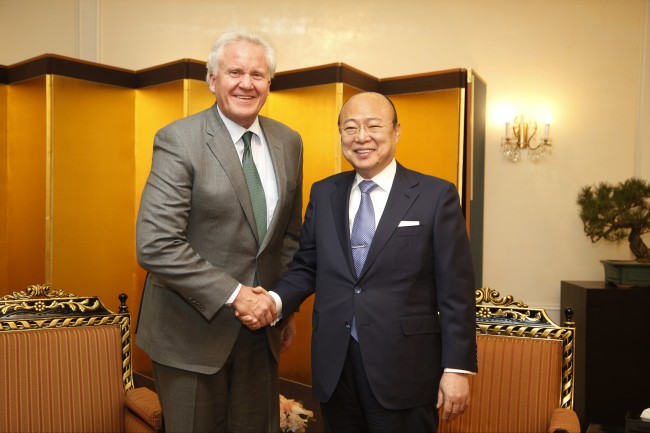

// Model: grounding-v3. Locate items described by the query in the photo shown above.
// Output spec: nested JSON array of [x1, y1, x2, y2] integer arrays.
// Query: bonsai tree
[[577, 177, 650, 262]]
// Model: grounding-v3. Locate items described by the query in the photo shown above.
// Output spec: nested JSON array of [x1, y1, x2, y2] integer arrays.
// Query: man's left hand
[[279, 314, 296, 353], [437, 372, 470, 422]]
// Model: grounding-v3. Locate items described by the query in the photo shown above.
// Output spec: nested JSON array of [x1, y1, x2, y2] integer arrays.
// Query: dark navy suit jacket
[[274, 162, 477, 410]]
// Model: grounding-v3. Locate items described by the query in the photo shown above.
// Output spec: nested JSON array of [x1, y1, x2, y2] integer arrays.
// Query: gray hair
[[205, 28, 277, 83]]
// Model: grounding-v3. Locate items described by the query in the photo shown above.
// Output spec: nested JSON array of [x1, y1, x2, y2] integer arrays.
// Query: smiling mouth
[[355, 149, 373, 155]]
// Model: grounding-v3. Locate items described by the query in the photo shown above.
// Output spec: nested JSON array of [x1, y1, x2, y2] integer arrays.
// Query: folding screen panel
[[4, 77, 47, 291], [390, 90, 462, 185], [48, 75, 135, 301], [265, 83, 344, 211], [0, 83, 6, 289]]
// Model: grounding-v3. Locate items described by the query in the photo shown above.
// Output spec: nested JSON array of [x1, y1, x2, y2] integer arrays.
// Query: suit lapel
[[259, 117, 287, 252], [331, 172, 357, 277], [204, 105, 259, 246], [361, 164, 419, 278]]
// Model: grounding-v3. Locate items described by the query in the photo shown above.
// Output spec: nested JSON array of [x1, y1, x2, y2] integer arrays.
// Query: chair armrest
[[125, 387, 163, 431], [548, 408, 581, 433]]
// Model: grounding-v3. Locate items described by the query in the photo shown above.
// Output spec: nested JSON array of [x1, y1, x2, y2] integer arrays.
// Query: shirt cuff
[[444, 368, 476, 375], [268, 291, 282, 326], [225, 284, 242, 306]]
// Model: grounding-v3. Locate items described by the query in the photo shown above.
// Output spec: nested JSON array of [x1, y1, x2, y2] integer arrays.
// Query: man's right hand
[[232, 285, 277, 329]]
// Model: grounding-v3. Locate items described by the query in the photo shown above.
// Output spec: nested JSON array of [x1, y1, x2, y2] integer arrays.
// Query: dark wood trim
[[1, 54, 472, 94], [379, 69, 468, 95], [5, 54, 136, 87], [468, 71, 486, 288], [136, 59, 207, 88], [339, 64, 380, 92], [0, 54, 205, 88], [271, 63, 379, 92]]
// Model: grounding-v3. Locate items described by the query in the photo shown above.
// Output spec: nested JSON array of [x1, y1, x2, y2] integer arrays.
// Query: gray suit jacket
[[273, 164, 477, 410], [136, 103, 303, 374]]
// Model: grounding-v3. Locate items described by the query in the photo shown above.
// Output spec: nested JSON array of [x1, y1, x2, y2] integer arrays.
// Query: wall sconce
[[501, 114, 553, 162]]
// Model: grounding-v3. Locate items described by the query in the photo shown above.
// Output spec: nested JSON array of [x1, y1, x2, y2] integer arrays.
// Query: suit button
[[345, 322, 351, 329], [354, 287, 361, 294]]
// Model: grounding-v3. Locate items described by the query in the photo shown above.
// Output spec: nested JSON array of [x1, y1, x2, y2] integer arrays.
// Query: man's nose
[[356, 126, 371, 141], [239, 74, 254, 89]]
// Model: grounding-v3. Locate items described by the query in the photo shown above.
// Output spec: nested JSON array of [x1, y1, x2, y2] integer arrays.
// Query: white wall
[[1, 0, 649, 318]]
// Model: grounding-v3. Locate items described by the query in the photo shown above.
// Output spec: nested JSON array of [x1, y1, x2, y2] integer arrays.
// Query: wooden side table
[[561, 281, 650, 429]]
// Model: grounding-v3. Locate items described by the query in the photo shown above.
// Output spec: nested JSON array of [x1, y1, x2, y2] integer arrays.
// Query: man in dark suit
[[135, 29, 302, 433], [246, 92, 477, 432]]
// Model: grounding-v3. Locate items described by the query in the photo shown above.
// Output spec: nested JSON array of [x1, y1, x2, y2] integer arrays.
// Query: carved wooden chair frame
[[475, 286, 576, 409], [0, 283, 135, 393]]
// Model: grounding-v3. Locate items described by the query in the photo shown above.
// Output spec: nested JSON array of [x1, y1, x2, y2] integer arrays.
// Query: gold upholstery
[[0, 284, 162, 433], [439, 287, 580, 433]]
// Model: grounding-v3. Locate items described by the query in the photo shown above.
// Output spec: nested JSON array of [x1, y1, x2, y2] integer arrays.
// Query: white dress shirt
[[348, 160, 396, 234], [218, 107, 278, 305]]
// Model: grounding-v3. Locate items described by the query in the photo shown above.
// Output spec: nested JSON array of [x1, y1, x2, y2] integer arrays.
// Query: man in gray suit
[[136, 29, 303, 433], [245, 92, 477, 432]]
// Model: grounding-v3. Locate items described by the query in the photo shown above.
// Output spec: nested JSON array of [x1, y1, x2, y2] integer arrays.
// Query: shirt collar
[[353, 159, 397, 192], [216, 105, 263, 143]]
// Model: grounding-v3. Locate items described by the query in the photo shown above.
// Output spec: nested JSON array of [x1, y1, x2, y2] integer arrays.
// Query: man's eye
[[251, 73, 265, 80], [343, 127, 359, 135], [228, 71, 241, 78], [368, 125, 384, 132]]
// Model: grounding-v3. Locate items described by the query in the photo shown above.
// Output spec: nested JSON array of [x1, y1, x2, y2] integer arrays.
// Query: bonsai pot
[[601, 260, 650, 287]]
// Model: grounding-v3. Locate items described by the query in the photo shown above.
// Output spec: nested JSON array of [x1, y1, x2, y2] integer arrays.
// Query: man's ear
[[208, 74, 217, 93]]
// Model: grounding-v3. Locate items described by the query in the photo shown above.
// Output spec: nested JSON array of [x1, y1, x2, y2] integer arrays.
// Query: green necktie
[[241, 131, 267, 243]]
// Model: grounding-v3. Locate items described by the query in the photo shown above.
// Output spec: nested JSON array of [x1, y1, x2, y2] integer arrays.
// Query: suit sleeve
[[434, 183, 478, 373], [279, 137, 303, 274], [273, 183, 319, 316], [136, 126, 239, 320]]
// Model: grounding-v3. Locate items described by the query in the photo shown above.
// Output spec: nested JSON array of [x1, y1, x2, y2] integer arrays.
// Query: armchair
[[439, 287, 580, 433], [0, 284, 162, 433]]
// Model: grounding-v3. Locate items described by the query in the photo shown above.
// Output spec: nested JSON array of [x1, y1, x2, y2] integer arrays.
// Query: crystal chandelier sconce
[[501, 115, 552, 162]]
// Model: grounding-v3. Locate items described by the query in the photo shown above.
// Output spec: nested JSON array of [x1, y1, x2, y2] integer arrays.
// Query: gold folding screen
[[5, 77, 47, 291], [0, 55, 485, 383], [0, 83, 7, 291], [265, 83, 344, 196], [391, 89, 463, 184], [49, 76, 134, 295]]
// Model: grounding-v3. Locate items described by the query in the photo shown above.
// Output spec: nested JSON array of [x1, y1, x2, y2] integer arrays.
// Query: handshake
[[232, 285, 279, 330]]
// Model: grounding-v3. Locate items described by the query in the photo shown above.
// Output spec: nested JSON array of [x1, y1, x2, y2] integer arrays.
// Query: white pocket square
[[398, 220, 419, 227]]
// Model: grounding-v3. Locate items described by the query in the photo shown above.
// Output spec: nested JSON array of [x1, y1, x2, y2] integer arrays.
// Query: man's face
[[208, 41, 271, 128], [339, 93, 400, 179]]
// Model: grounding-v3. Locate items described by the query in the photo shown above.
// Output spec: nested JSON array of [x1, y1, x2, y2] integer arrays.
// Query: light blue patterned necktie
[[350, 180, 378, 340]]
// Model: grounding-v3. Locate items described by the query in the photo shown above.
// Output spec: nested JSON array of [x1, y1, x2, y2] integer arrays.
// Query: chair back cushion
[[0, 325, 126, 433], [439, 334, 563, 433]]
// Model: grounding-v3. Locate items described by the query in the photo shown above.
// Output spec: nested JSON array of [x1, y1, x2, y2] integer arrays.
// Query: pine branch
[[577, 177, 650, 261]]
